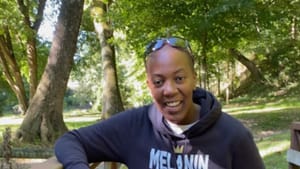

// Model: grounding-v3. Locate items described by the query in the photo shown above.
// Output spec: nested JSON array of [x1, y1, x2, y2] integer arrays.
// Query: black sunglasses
[[144, 37, 194, 61]]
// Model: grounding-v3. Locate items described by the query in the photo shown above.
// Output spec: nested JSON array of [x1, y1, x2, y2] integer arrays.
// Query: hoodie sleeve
[[54, 109, 136, 169], [232, 129, 265, 169], [55, 131, 90, 169]]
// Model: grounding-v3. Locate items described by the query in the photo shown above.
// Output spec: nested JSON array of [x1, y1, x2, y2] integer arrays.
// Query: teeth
[[166, 101, 180, 107]]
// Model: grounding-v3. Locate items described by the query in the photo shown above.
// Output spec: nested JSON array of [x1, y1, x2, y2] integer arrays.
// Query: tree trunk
[[26, 36, 38, 100], [91, 1, 123, 168], [91, 0, 124, 120], [0, 27, 28, 114], [229, 48, 265, 83], [16, 0, 43, 101], [16, 0, 84, 143]]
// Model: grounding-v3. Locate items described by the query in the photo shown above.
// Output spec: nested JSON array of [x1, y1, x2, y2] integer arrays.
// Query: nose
[[163, 80, 178, 97]]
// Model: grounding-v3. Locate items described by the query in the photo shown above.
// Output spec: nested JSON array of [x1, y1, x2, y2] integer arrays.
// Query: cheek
[[147, 85, 163, 102], [147, 80, 158, 97], [182, 83, 196, 99], [149, 87, 160, 100]]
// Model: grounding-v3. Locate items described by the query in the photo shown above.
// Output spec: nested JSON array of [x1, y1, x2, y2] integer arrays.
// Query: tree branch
[[33, 0, 47, 31]]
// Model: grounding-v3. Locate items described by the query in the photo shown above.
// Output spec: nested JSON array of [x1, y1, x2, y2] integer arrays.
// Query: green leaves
[[73, 0, 300, 107]]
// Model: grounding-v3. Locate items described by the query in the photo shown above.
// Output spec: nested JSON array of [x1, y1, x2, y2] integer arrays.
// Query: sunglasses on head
[[144, 37, 193, 59]]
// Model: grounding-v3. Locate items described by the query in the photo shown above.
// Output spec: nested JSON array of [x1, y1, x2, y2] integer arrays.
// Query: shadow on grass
[[223, 98, 300, 114], [224, 102, 299, 169], [226, 107, 300, 139]]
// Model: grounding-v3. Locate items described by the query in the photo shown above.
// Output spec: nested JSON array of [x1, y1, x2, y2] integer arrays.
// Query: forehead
[[145, 45, 193, 73]]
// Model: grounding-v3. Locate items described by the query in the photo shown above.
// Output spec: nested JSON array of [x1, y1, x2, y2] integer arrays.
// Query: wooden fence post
[[288, 122, 300, 169]]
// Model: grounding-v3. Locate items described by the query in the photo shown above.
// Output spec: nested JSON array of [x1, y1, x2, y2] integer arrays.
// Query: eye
[[152, 79, 164, 87], [175, 76, 185, 83]]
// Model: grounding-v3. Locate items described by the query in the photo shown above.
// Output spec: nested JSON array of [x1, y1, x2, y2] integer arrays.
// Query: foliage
[[110, 0, 298, 85], [66, 5, 103, 111], [0, 0, 298, 110], [114, 37, 153, 108], [110, 0, 257, 53], [64, 87, 94, 109], [0, 0, 49, 81], [0, 0, 51, 114], [0, 76, 17, 115], [63, 0, 300, 109], [247, 0, 300, 86]]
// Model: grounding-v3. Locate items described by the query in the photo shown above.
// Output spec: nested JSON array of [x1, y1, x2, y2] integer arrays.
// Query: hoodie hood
[[148, 87, 222, 138]]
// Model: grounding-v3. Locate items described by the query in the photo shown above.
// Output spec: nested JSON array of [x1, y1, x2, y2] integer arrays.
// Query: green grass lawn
[[222, 91, 300, 169], [1, 92, 300, 169], [257, 132, 290, 169]]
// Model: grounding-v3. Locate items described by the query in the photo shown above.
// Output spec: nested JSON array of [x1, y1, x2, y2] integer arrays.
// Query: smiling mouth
[[165, 101, 181, 107]]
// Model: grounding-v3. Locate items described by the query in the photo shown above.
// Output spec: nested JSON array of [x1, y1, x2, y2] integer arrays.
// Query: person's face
[[146, 45, 197, 125]]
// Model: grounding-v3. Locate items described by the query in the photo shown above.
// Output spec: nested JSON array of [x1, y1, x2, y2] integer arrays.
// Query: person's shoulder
[[123, 104, 150, 115], [218, 112, 251, 134], [214, 113, 256, 146], [109, 104, 152, 128], [110, 104, 151, 121], [98, 104, 151, 128]]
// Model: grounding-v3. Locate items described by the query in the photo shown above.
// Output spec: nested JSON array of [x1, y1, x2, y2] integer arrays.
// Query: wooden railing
[[287, 122, 300, 169]]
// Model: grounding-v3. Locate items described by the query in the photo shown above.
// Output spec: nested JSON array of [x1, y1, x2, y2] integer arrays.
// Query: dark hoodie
[[55, 88, 265, 169]]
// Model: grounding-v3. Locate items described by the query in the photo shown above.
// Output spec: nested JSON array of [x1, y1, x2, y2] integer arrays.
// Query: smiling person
[[55, 37, 265, 169]]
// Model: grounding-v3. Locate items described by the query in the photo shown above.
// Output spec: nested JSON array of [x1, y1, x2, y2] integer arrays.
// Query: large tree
[[0, 26, 28, 114], [229, 48, 265, 83], [90, 0, 124, 119], [16, 0, 85, 143], [0, 0, 46, 114], [17, 0, 46, 100], [90, 1, 124, 168]]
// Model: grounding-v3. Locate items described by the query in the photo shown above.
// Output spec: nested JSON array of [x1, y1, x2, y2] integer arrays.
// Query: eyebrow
[[174, 68, 186, 74], [150, 68, 187, 77]]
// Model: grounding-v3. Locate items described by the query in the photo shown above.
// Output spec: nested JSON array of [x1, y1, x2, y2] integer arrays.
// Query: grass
[[0, 85, 300, 169], [257, 132, 290, 169], [222, 86, 300, 169], [63, 109, 99, 129]]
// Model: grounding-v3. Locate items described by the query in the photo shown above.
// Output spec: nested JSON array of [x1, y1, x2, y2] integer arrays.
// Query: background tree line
[[0, 0, 299, 144]]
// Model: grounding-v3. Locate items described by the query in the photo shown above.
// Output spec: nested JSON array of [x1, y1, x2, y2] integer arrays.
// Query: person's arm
[[232, 130, 265, 169], [55, 129, 90, 169], [54, 113, 130, 169]]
